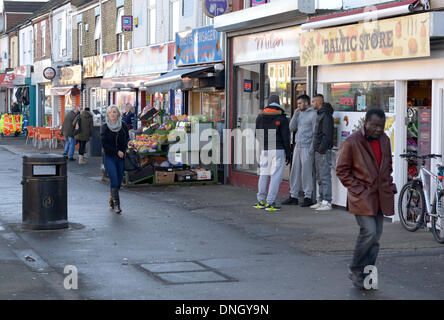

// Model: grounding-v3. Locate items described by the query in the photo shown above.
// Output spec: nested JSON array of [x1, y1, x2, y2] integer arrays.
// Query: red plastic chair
[[36, 127, 52, 149], [26, 126, 34, 145]]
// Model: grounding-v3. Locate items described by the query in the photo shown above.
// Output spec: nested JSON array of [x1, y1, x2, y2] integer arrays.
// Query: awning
[[144, 65, 215, 93], [214, 0, 307, 33], [50, 86, 73, 96], [301, 0, 427, 30], [100, 74, 160, 90]]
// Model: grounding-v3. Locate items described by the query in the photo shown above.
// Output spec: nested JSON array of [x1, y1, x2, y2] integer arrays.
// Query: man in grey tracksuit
[[282, 94, 317, 207]]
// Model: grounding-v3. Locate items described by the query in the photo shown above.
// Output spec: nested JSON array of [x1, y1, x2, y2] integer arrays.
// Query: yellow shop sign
[[300, 12, 430, 66]]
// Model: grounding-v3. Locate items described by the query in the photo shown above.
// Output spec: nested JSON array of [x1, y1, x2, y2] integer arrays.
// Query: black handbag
[[124, 149, 141, 171]]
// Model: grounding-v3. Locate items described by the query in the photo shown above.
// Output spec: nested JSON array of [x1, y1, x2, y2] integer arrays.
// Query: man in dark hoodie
[[254, 95, 291, 212], [311, 94, 335, 211]]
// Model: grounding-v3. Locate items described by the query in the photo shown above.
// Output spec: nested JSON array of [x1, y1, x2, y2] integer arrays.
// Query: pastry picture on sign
[[408, 38, 418, 54]]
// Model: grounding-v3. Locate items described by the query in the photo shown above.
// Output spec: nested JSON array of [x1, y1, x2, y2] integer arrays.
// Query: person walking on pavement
[[282, 94, 317, 207], [254, 94, 291, 212], [61, 105, 80, 161], [73, 107, 94, 165], [336, 109, 397, 289], [311, 94, 334, 211], [122, 103, 135, 130], [101, 105, 129, 215]]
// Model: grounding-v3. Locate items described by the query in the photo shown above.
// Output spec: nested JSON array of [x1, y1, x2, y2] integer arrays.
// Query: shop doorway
[[406, 80, 432, 182]]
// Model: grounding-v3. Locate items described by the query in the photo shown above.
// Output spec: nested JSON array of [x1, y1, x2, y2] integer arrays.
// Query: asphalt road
[[0, 137, 443, 301]]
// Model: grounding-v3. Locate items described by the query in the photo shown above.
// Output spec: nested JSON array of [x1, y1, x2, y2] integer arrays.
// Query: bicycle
[[398, 152, 444, 244]]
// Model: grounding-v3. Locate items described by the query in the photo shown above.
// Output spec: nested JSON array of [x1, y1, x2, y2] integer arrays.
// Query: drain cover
[[137, 261, 237, 285]]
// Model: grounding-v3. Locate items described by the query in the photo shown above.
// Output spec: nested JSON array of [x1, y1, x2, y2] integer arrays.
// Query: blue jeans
[[349, 211, 384, 275], [104, 155, 125, 189], [64, 137, 77, 159]]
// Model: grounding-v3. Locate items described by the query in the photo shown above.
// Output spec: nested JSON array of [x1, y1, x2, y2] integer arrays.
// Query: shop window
[[326, 81, 394, 113], [116, 7, 124, 51], [41, 21, 46, 57], [94, 15, 102, 55], [406, 80, 432, 181], [169, 0, 180, 41], [265, 61, 291, 115], [202, 92, 224, 122], [77, 22, 83, 61], [148, 0, 156, 44], [233, 64, 261, 174], [326, 81, 395, 149]]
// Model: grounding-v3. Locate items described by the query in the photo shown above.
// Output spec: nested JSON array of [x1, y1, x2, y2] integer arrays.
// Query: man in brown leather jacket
[[336, 108, 397, 289]]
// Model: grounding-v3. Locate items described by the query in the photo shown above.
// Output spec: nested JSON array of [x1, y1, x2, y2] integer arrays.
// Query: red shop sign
[[0, 74, 15, 86]]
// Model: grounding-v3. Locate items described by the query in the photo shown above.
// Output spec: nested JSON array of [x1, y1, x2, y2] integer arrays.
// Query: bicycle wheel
[[398, 181, 425, 232], [431, 193, 444, 244]]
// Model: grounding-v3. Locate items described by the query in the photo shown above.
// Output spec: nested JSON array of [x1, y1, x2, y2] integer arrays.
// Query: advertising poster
[[176, 26, 223, 66]]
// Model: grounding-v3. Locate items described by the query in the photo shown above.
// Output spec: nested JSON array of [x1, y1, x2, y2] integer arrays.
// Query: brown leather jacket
[[336, 127, 397, 216]]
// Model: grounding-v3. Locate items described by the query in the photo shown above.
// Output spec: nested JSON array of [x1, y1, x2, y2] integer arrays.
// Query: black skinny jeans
[[78, 141, 87, 156]]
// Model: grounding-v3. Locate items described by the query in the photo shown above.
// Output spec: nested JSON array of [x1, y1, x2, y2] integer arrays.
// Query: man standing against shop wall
[[311, 94, 334, 211], [282, 94, 317, 207], [336, 108, 397, 289], [253, 94, 292, 212]]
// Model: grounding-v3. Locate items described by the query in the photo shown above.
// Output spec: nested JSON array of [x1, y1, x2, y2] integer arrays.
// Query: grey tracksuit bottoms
[[314, 150, 332, 202], [257, 149, 285, 204], [289, 147, 313, 199]]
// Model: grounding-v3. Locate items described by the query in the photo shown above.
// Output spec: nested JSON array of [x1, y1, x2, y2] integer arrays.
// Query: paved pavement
[[0, 135, 444, 300]]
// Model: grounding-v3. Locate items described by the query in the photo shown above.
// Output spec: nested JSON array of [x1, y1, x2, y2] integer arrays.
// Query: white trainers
[[316, 200, 332, 211], [310, 202, 323, 209]]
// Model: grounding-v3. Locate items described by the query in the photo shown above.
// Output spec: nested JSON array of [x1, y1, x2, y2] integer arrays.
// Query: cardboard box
[[193, 168, 212, 180], [175, 170, 197, 182], [155, 171, 175, 183]]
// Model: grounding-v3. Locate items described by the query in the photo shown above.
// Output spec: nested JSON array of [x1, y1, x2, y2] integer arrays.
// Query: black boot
[[109, 189, 114, 210], [111, 188, 121, 214]]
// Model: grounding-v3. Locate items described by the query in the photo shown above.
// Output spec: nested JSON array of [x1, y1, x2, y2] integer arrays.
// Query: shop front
[[142, 26, 225, 180], [50, 64, 82, 127], [300, 11, 444, 220], [33, 59, 53, 127], [0, 74, 15, 114], [12, 65, 35, 128], [226, 25, 306, 191], [0, 73, 24, 136]]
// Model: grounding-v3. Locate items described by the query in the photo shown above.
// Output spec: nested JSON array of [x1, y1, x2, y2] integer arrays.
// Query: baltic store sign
[[175, 26, 223, 66], [300, 12, 430, 66], [232, 26, 301, 65]]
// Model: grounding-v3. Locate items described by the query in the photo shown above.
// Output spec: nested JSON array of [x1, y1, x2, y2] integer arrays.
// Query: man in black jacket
[[311, 94, 334, 211], [254, 95, 291, 212]]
